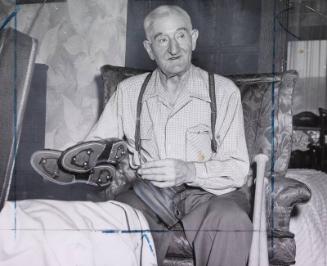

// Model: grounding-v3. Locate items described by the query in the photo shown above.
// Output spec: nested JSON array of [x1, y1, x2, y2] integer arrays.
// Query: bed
[[0, 200, 157, 266]]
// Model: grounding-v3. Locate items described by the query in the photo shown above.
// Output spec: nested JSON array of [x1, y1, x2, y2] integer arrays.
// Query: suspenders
[[134, 72, 218, 155], [208, 73, 218, 153], [134, 73, 152, 154]]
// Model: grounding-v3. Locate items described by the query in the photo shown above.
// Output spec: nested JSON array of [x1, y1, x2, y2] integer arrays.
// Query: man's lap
[[183, 186, 251, 218], [115, 185, 252, 261], [115, 185, 251, 230], [182, 187, 252, 234]]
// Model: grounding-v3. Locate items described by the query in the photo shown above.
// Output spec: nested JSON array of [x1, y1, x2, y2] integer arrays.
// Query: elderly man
[[82, 5, 252, 266], [33, 5, 252, 266]]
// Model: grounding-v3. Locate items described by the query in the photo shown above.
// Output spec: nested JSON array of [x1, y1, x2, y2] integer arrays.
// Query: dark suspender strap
[[135, 72, 152, 153], [208, 73, 218, 153]]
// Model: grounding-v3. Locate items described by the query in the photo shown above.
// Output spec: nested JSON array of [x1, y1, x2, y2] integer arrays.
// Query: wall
[[126, 0, 264, 75], [15, 0, 127, 149]]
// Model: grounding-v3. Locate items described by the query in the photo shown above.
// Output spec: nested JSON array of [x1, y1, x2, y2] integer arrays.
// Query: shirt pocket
[[185, 124, 212, 162], [139, 121, 158, 161]]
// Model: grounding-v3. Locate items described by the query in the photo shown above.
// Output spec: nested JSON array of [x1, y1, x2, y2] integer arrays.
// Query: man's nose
[[168, 38, 180, 55]]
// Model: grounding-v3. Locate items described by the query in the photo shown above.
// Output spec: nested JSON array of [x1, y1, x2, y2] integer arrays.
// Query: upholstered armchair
[[100, 65, 311, 266]]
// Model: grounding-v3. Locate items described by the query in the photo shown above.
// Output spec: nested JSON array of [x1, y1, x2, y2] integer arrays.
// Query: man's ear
[[143, 40, 155, 61], [191, 29, 199, 51]]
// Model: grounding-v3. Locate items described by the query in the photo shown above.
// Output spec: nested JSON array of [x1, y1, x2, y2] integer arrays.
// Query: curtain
[[287, 40, 327, 114]]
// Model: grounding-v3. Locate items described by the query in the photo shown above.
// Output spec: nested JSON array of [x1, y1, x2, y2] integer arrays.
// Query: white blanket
[[0, 200, 157, 266], [287, 169, 327, 266]]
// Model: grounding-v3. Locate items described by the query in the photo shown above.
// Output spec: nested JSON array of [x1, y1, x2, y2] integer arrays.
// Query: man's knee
[[206, 199, 252, 231]]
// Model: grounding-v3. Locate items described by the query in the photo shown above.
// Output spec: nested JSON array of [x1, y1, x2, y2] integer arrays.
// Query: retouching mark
[[142, 233, 154, 254], [0, 5, 19, 31]]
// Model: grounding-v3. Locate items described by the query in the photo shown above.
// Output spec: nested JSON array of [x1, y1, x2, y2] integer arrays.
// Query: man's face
[[143, 13, 198, 77]]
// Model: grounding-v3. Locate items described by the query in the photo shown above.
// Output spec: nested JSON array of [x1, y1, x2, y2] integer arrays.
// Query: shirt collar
[[142, 65, 211, 103]]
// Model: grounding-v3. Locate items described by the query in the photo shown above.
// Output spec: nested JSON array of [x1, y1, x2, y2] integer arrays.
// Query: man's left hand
[[137, 159, 196, 188]]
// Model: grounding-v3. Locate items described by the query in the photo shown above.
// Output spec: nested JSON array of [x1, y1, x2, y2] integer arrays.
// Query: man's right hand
[[137, 158, 196, 188]]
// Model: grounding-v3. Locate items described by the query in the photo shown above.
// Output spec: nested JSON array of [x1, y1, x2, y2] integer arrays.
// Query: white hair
[[144, 5, 192, 39]]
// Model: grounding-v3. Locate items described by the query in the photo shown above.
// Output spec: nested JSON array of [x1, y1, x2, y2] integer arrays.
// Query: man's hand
[[137, 159, 196, 188]]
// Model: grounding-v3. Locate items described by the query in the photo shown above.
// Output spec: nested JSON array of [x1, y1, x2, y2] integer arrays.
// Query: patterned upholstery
[[234, 71, 297, 179], [265, 176, 311, 265]]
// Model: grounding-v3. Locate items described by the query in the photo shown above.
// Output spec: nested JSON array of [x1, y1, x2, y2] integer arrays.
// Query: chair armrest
[[249, 154, 269, 266], [265, 175, 311, 265]]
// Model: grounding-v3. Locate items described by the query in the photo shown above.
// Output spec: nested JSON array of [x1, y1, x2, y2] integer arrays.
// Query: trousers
[[116, 186, 253, 266]]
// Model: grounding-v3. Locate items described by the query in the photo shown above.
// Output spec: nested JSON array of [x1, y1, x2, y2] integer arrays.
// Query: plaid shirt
[[87, 65, 249, 195]]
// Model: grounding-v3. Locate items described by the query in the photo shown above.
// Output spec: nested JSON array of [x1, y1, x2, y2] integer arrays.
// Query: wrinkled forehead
[[144, 9, 192, 39]]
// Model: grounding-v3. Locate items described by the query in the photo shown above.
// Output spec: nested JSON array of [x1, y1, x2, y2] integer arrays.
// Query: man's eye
[[176, 32, 185, 39], [157, 37, 168, 44]]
